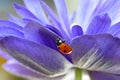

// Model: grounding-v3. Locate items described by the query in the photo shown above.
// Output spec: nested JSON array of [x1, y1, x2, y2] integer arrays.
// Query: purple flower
[[0, 0, 120, 80]]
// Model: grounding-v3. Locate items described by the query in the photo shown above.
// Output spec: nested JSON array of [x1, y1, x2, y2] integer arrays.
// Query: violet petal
[[89, 71, 120, 80], [0, 36, 72, 76], [71, 25, 83, 38], [8, 14, 25, 27], [40, 1, 61, 29], [76, 0, 100, 31], [45, 25, 63, 38], [3, 59, 44, 78], [0, 20, 23, 38], [70, 35, 97, 64], [92, 0, 120, 24], [70, 11, 76, 24], [23, 0, 50, 24], [24, 22, 59, 50], [3, 59, 65, 80], [13, 3, 44, 25], [54, 0, 71, 37], [0, 20, 23, 31], [108, 22, 120, 37], [0, 27, 23, 38], [0, 51, 12, 60], [86, 13, 111, 34], [70, 34, 120, 74], [24, 22, 72, 62], [54, 0, 70, 28], [40, 1, 71, 41]]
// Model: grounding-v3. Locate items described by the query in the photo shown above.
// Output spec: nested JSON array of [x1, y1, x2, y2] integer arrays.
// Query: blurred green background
[[0, 0, 23, 19]]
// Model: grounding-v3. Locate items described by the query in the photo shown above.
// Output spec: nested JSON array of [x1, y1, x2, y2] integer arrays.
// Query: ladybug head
[[56, 38, 65, 46]]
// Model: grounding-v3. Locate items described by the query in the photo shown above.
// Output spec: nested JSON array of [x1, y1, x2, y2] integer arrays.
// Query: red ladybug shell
[[58, 43, 72, 54]]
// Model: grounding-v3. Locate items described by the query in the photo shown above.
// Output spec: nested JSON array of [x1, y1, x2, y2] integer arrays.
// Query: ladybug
[[56, 38, 72, 54]]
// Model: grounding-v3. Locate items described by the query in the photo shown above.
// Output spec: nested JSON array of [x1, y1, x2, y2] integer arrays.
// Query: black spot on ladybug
[[63, 50, 66, 53]]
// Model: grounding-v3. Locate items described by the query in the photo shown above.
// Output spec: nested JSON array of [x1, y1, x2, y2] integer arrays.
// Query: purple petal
[[40, 1, 60, 29], [24, 21, 44, 44], [76, 0, 100, 31], [70, 12, 76, 24], [39, 24, 72, 62], [94, 0, 118, 13], [3, 59, 64, 80], [108, 22, 120, 37], [0, 20, 23, 31], [0, 20, 23, 38], [71, 25, 83, 37], [54, 0, 71, 37], [24, 22, 72, 62], [0, 50, 12, 60], [13, 3, 44, 25], [0, 36, 72, 76], [70, 35, 97, 64], [92, 0, 120, 25], [0, 28, 23, 38], [23, 0, 50, 24], [89, 71, 120, 80], [86, 13, 111, 34], [40, 1, 71, 41], [3, 59, 43, 78], [24, 22, 59, 50], [70, 34, 120, 74], [45, 25, 63, 38], [23, 18, 33, 24], [8, 14, 25, 27]]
